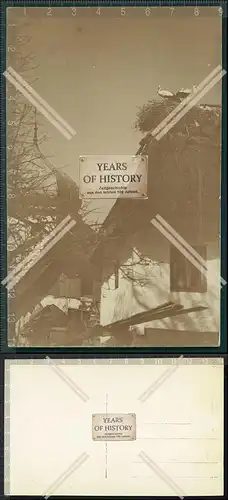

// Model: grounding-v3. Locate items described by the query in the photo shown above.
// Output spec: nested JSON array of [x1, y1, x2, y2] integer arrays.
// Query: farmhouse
[[92, 102, 221, 346], [9, 168, 100, 346]]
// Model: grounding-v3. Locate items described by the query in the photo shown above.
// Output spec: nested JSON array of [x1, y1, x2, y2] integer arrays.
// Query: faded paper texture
[[5, 358, 224, 496], [6, 7, 224, 348]]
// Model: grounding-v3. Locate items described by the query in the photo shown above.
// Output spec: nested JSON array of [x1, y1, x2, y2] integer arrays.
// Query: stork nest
[[135, 99, 221, 140]]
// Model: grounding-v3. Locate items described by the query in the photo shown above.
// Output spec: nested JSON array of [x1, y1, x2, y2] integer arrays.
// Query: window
[[114, 260, 119, 289], [81, 275, 93, 296], [59, 274, 81, 298], [59, 274, 68, 297], [170, 245, 207, 292]]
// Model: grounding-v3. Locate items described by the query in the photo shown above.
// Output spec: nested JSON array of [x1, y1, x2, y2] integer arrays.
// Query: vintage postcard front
[[5, 358, 224, 496], [4, 5, 224, 348]]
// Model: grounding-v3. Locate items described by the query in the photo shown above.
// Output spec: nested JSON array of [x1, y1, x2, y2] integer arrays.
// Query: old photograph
[[5, 6, 223, 347]]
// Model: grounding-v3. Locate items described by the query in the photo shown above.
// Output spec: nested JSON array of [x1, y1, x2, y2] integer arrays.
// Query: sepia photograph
[[5, 5, 224, 347]]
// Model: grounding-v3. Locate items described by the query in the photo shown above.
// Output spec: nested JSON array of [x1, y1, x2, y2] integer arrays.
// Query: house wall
[[48, 276, 82, 299], [100, 224, 220, 334]]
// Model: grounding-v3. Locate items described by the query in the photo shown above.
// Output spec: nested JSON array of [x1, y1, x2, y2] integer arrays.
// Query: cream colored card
[[5, 358, 223, 496]]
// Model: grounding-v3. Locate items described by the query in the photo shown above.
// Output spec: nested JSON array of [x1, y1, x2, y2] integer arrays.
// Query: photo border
[[0, 0, 227, 356]]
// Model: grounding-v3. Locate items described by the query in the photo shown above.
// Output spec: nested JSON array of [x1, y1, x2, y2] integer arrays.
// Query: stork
[[200, 105, 212, 112], [175, 85, 197, 99], [157, 85, 174, 98]]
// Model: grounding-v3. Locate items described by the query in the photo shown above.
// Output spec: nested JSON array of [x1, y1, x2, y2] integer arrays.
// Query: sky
[[8, 6, 222, 222]]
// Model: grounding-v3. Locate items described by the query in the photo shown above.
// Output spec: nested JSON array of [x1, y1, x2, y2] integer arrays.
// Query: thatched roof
[[92, 101, 221, 264], [8, 159, 99, 319], [13, 219, 97, 319]]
